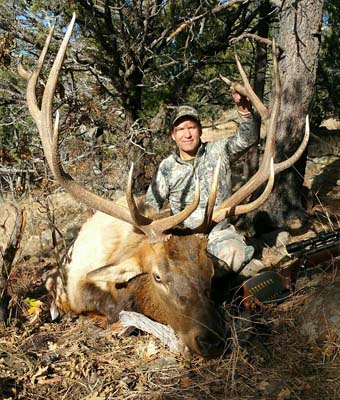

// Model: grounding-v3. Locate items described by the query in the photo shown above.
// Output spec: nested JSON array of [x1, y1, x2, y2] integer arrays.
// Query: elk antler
[[18, 14, 202, 243], [214, 40, 310, 223]]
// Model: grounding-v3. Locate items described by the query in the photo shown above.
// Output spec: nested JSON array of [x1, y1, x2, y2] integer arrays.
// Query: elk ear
[[86, 258, 143, 284]]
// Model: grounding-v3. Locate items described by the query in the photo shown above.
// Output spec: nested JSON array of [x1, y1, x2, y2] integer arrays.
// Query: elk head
[[84, 232, 225, 357]]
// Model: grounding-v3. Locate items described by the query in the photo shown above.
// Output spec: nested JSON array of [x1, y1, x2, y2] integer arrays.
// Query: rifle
[[240, 228, 340, 309]]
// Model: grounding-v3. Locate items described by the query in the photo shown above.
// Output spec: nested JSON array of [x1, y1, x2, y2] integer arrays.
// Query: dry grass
[[1, 279, 340, 400]]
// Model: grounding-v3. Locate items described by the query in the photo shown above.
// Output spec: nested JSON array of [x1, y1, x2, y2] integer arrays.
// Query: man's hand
[[231, 87, 252, 114]]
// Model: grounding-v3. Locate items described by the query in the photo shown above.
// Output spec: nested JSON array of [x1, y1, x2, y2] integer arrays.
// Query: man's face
[[171, 118, 201, 160]]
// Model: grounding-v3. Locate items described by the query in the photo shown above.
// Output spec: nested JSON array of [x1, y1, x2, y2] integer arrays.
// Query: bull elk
[[19, 14, 309, 358]]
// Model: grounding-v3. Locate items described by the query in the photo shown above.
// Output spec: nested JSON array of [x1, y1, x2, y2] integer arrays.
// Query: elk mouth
[[195, 334, 226, 358], [180, 317, 227, 358]]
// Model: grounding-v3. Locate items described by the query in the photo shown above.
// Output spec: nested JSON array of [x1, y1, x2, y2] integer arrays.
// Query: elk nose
[[196, 334, 224, 357]]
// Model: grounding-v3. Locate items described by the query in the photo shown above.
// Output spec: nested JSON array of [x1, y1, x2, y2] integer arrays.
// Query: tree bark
[[0, 207, 26, 322], [253, 0, 324, 234]]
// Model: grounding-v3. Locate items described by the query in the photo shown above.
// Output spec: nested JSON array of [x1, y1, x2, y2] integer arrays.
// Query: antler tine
[[262, 39, 280, 168], [263, 41, 310, 176], [17, 62, 31, 81], [200, 156, 221, 229], [144, 177, 201, 242], [234, 45, 269, 122], [125, 163, 202, 241], [213, 158, 274, 221], [192, 157, 221, 233], [126, 163, 153, 226], [275, 115, 310, 173], [18, 23, 56, 161], [40, 14, 76, 171], [219, 75, 249, 99]]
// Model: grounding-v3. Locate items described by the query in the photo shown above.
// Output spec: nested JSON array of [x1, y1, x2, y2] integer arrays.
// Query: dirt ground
[[0, 134, 340, 399]]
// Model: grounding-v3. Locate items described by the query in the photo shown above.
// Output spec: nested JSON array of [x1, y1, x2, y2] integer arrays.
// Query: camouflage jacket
[[145, 111, 257, 229]]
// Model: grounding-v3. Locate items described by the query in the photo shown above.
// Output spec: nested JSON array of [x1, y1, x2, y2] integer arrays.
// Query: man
[[145, 90, 263, 277]]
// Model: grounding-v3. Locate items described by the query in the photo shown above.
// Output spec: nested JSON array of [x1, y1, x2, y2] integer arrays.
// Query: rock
[[251, 229, 290, 253], [298, 282, 340, 343]]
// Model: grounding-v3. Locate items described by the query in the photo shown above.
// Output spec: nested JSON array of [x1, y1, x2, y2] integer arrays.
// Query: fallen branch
[[0, 167, 35, 174], [119, 310, 180, 353]]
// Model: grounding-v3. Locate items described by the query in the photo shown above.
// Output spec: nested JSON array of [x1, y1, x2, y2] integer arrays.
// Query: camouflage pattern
[[207, 221, 254, 272], [145, 111, 257, 271], [169, 105, 200, 128]]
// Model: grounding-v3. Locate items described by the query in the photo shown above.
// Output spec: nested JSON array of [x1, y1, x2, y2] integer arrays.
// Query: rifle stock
[[279, 242, 340, 287], [241, 229, 340, 308]]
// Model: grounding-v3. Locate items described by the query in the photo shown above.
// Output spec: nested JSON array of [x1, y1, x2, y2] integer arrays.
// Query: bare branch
[[230, 33, 273, 46], [166, 0, 249, 42]]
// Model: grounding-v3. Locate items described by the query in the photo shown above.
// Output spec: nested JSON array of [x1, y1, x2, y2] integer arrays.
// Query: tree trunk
[[253, 0, 324, 234], [0, 207, 26, 322]]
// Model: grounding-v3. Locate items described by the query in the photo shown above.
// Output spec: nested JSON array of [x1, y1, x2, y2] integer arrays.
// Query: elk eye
[[153, 273, 162, 283]]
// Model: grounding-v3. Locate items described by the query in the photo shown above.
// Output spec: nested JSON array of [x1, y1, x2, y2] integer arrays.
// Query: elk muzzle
[[180, 313, 226, 358]]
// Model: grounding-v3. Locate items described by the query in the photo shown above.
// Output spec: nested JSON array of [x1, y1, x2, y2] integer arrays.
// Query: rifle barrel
[[293, 240, 340, 260], [286, 228, 340, 254]]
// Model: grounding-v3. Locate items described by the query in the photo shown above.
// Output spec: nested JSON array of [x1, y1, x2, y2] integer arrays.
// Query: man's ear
[[86, 258, 143, 284], [171, 131, 176, 141]]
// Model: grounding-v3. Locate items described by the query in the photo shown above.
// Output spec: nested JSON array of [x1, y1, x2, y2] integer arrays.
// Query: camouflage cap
[[169, 106, 200, 129]]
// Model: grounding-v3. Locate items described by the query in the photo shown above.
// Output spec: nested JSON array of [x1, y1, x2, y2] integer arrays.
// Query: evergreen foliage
[[313, 1, 340, 125], [0, 0, 332, 205]]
